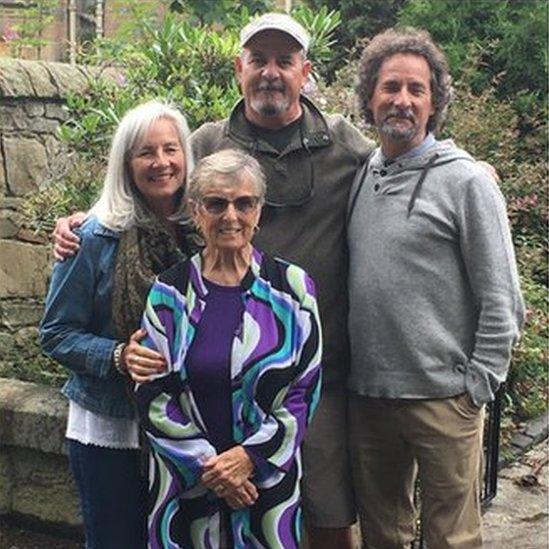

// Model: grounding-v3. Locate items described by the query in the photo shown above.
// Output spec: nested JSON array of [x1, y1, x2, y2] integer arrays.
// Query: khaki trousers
[[349, 393, 485, 549]]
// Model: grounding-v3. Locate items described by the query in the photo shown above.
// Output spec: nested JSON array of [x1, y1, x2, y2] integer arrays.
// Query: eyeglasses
[[200, 195, 261, 215]]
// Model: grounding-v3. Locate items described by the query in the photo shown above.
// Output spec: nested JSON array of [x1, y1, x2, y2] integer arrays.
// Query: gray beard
[[250, 96, 289, 118], [379, 119, 419, 142]]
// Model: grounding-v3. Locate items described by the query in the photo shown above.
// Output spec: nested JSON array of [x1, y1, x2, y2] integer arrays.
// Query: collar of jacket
[[225, 95, 333, 154], [90, 218, 120, 239]]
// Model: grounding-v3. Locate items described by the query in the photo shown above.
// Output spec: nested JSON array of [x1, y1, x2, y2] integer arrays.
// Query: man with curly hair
[[347, 28, 524, 548]]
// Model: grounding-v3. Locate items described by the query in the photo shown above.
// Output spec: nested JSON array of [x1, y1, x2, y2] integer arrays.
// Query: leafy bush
[[21, 5, 340, 224], [60, 5, 340, 156], [397, 0, 548, 137], [305, 0, 406, 80]]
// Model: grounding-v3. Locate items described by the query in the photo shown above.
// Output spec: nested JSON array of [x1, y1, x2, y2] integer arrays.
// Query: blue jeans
[[68, 439, 147, 549]]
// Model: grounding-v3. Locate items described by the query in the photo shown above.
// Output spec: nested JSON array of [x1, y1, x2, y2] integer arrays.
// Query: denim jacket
[[40, 216, 136, 419]]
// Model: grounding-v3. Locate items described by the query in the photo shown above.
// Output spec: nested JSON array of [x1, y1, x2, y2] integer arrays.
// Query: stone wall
[[0, 378, 81, 530], [0, 60, 93, 530], [0, 58, 92, 381]]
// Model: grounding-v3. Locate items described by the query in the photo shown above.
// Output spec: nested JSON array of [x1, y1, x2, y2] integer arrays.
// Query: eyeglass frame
[[198, 194, 262, 215]]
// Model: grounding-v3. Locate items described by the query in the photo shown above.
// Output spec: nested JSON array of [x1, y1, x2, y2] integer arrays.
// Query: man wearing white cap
[[52, 12, 374, 548], [192, 13, 374, 547]]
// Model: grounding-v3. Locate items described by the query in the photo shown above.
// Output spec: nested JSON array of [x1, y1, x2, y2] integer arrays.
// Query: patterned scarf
[[112, 212, 196, 342]]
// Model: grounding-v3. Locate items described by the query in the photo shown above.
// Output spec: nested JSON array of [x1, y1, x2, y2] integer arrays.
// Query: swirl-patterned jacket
[[135, 248, 322, 548]]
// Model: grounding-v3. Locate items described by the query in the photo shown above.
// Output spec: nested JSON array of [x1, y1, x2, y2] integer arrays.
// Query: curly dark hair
[[357, 27, 452, 133]]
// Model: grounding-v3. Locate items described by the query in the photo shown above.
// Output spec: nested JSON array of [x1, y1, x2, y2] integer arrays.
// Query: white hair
[[89, 100, 194, 231], [187, 149, 266, 203]]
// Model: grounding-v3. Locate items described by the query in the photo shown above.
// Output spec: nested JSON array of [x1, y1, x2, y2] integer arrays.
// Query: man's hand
[[223, 480, 258, 509], [52, 212, 87, 261], [123, 328, 167, 383], [201, 446, 254, 495]]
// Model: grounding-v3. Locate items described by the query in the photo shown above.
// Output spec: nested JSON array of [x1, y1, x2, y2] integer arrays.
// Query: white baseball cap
[[240, 12, 310, 53]]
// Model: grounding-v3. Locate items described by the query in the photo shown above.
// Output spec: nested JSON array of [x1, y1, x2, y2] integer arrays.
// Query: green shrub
[[397, 0, 548, 141], [22, 6, 340, 222], [305, 0, 406, 80]]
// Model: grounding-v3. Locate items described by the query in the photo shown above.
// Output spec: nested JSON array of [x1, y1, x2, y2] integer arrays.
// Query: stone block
[[14, 326, 39, 345], [47, 63, 89, 96], [0, 452, 11, 513], [24, 61, 58, 98], [0, 144, 6, 195], [0, 197, 24, 211], [0, 104, 29, 131], [0, 379, 81, 528], [43, 135, 64, 169], [510, 432, 534, 450], [2, 445, 80, 526], [0, 299, 44, 330], [0, 378, 67, 454], [29, 116, 60, 134], [23, 102, 45, 118], [16, 228, 49, 245], [0, 332, 16, 355], [0, 240, 51, 298], [525, 413, 549, 442], [8, 447, 80, 525], [0, 59, 34, 97], [3, 136, 49, 195], [0, 211, 21, 239], [44, 103, 68, 121]]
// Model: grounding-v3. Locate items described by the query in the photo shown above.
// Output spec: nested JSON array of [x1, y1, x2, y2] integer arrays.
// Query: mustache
[[385, 108, 415, 122], [257, 80, 285, 92]]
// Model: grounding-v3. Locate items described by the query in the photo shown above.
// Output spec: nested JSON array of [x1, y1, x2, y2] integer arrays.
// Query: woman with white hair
[[40, 100, 195, 548], [135, 149, 322, 548]]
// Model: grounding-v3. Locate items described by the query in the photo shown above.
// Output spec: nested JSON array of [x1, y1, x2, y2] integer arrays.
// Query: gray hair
[[187, 149, 266, 203], [357, 27, 453, 133], [89, 100, 194, 231]]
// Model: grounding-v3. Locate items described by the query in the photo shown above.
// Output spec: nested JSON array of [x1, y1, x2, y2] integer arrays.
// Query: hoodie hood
[[368, 140, 477, 216]]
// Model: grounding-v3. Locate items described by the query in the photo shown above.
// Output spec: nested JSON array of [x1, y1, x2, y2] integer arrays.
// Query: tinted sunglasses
[[200, 195, 260, 215]]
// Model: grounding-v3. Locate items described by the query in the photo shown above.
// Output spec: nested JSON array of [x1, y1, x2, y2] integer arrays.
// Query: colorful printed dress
[[135, 249, 322, 548]]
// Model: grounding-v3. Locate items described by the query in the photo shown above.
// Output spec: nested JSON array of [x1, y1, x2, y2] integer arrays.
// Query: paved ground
[[483, 437, 549, 549], [1, 440, 547, 548]]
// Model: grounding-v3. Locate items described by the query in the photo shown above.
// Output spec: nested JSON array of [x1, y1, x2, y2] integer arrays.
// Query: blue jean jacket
[[40, 216, 136, 419]]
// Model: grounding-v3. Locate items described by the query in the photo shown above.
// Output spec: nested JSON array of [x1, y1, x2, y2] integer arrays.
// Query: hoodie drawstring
[[407, 153, 439, 217]]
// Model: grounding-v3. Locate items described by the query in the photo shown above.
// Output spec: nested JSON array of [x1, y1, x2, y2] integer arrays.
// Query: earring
[[253, 225, 260, 235]]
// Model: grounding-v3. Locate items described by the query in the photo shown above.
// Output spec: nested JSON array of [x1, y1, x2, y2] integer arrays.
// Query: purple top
[[185, 278, 243, 453]]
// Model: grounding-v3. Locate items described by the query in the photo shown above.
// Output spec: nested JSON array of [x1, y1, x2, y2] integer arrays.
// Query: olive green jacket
[[191, 96, 374, 384]]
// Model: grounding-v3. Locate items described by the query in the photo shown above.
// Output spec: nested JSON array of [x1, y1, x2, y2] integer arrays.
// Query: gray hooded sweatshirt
[[347, 140, 524, 405]]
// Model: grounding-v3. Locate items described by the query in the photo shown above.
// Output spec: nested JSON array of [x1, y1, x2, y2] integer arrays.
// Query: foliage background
[[17, 0, 548, 428]]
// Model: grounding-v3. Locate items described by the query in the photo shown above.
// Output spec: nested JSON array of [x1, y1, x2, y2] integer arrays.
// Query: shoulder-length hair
[[89, 100, 194, 231]]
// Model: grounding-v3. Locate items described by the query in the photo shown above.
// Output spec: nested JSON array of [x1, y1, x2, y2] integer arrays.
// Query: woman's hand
[[223, 479, 258, 510], [123, 328, 167, 383], [52, 212, 87, 261], [201, 446, 254, 494]]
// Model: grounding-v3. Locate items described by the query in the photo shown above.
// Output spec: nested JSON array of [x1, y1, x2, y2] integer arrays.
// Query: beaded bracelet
[[113, 342, 127, 375]]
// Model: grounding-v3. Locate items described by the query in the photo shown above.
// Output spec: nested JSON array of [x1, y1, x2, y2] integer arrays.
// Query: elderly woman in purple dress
[[134, 148, 322, 548]]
